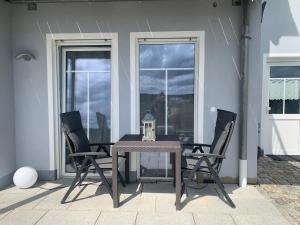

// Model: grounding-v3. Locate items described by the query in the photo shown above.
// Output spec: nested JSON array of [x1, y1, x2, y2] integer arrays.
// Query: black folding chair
[[60, 111, 125, 204], [181, 109, 237, 208]]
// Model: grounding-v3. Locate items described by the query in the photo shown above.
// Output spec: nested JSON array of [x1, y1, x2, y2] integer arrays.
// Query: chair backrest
[[60, 111, 91, 155], [210, 109, 237, 171]]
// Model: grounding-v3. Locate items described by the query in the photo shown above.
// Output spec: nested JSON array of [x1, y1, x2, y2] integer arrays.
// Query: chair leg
[[78, 169, 89, 186], [89, 157, 113, 198], [118, 170, 126, 187], [61, 158, 89, 204], [203, 157, 236, 208]]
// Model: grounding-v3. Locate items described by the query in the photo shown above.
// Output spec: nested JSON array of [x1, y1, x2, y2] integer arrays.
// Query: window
[[269, 66, 300, 114], [139, 41, 196, 178], [62, 47, 112, 174]]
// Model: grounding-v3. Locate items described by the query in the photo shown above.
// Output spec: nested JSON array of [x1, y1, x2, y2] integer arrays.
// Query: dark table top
[[113, 134, 181, 153], [120, 134, 179, 142]]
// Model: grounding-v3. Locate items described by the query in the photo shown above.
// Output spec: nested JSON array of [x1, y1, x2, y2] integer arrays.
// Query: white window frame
[[47, 33, 119, 178], [263, 54, 300, 120], [130, 31, 205, 178]]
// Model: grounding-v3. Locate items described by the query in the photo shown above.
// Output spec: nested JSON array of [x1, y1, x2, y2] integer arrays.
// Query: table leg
[[175, 150, 181, 210], [171, 153, 175, 187], [112, 149, 119, 208], [125, 152, 130, 183]]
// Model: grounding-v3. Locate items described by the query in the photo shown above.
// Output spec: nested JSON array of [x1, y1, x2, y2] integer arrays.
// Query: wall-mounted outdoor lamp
[[15, 51, 36, 61]]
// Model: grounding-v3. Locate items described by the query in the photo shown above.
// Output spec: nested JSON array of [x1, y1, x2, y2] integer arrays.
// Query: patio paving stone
[[36, 210, 100, 225], [193, 213, 236, 225], [0, 193, 44, 211], [95, 211, 137, 225], [0, 180, 291, 225], [135, 212, 195, 225], [232, 213, 290, 225], [0, 209, 47, 225], [118, 195, 156, 212]]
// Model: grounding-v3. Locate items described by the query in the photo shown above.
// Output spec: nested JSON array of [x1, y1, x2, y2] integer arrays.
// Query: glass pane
[[167, 70, 194, 143], [270, 66, 300, 78], [139, 44, 195, 69], [89, 72, 111, 143], [285, 79, 300, 114], [140, 70, 166, 135], [269, 79, 284, 114], [66, 51, 111, 71], [139, 43, 195, 178], [65, 50, 111, 173], [140, 70, 166, 177]]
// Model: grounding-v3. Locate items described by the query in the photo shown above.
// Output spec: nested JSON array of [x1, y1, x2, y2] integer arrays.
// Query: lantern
[[142, 111, 156, 141]]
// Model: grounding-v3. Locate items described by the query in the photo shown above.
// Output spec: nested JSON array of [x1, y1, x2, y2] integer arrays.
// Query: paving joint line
[[133, 211, 138, 225], [191, 213, 197, 225], [229, 214, 238, 225], [93, 211, 102, 225], [34, 209, 49, 225]]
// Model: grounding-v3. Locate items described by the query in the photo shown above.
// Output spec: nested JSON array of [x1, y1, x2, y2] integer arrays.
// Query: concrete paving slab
[[232, 214, 290, 225], [95, 211, 137, 225], [36, 210, 100, 225], [0, 193, 44, 211], [119, 196, 156, 212], [34, 193, 70, 210], [0, 185, 41, 196], [136, 212, 195, 225], [0, 209, 47, 225], [68, 194, 114, 211], [0, 181, 293, 224], [193, 213, 236, 225]]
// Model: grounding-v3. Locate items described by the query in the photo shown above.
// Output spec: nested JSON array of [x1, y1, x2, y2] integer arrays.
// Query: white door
[[61, 46, 113, 176], [262, 61, 300, 155]]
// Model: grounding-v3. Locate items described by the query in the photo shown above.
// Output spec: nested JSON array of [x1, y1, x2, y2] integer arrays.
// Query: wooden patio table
[[112, 134, 182, 210]]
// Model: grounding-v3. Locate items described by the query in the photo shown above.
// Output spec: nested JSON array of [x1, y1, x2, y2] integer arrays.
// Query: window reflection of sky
[[65, 51, 111, 130], [75, 59, 111, 71], [139, 44, 195, 68]]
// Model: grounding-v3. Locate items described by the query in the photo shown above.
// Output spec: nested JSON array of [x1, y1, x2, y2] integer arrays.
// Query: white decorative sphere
[[13, 167, 38, 189]]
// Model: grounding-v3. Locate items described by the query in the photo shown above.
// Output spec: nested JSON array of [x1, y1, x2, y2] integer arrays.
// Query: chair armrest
[[183, 152, 225, 159], [90, 143, 114, 156], [89, 143, 115, 146], [69, 152, 108, 157], [182, 143, 211, 148], [182, 143, 211, 154]]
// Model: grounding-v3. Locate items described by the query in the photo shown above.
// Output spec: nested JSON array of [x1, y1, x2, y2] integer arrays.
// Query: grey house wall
[[11, 0, 261, 182], [0, 1, 16, 188], [262, 0, 300, 55]]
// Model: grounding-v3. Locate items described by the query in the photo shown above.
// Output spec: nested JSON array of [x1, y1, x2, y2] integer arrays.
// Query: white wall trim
[[130, 31, 205, 176], [46, 33, 119, 178]]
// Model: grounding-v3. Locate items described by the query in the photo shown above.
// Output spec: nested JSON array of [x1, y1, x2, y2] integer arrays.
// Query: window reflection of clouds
[[140, 44, 195, 68], [168, 71, 194, 95], [66, 51, 111, 129], [140, 71, 165, 94], [89, 72, 111, 129], [75, 59, 111, 71]]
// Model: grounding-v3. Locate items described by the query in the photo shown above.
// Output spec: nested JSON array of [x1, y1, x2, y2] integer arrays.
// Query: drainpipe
[[239, 0, 251, 187]]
